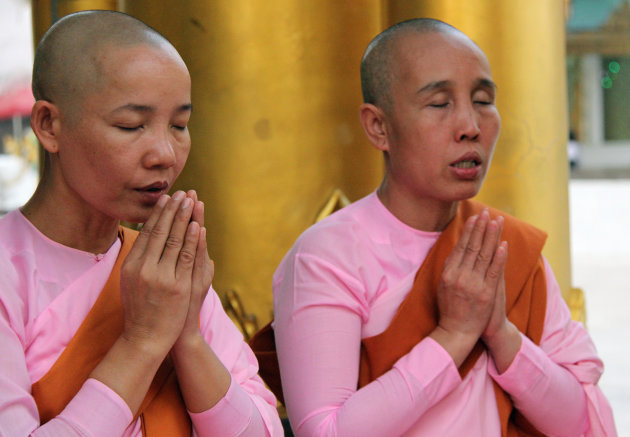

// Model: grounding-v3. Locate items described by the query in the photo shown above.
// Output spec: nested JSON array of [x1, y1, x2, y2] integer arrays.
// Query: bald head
[[360, 18, 472, 111], [32, 10, 173, 118]]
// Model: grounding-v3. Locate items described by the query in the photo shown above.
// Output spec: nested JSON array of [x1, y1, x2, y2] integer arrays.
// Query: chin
[[450, 185, 482, 202], [118, 206, 152, 224]]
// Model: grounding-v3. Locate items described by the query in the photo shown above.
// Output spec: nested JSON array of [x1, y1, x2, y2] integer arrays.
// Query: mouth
[[135, 181, 169, 199], [138, 181, 168, 190], [450, 151, 482, 168], [450, 159, 480, 169], [449, 153, 484, 180]]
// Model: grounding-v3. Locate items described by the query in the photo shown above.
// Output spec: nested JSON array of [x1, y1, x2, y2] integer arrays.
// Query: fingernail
[[173, 191, 185, 201], [181, 198, 192, 209]]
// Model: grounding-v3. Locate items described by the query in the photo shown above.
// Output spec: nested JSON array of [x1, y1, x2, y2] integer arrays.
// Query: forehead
[[390, 31, 492, 88], [96, 42, 184, 73], [92, 43, 189, 90], [72, 42, 190, 113]]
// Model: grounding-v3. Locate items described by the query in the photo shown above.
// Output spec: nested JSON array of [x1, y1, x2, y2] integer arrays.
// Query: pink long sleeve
[[191, 289, 283, 437], [489, 260, 617, 436], [274, 303, 461, 436], [273, 248, 498, 437]]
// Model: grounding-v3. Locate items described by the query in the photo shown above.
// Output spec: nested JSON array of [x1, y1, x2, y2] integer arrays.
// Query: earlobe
[[359, 103, 390, 152], [30, 100, 61, 154]]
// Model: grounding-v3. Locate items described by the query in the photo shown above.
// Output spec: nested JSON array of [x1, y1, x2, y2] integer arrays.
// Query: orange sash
[[358, 199, 548, 436], [31, 226, 191, 436]]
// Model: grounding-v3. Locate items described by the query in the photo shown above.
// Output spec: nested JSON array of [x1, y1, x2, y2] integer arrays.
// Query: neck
[[21, 175, 120, 254], [376, 178, 459, 232]]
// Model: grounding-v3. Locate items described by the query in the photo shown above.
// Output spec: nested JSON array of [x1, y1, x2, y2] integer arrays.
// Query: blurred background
[[0, 0, 627, 432]]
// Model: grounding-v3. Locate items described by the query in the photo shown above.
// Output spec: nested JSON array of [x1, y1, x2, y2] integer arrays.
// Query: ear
[[359, 103, 390, 152], [30, 100, 62, 154]]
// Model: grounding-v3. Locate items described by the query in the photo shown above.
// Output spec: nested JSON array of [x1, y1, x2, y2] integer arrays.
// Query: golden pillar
[[32, 0, 120, 44], [122, 1, 384, 331], [387, 2, 583, 319], [31, 0, 121, 180]]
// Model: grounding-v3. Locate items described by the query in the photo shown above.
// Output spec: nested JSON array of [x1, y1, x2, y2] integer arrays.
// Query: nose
[[142, 130, 177, 169], [455, 103, 481, 142]]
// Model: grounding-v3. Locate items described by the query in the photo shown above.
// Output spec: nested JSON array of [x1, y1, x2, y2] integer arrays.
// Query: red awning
[[0, 86, 34, 120]]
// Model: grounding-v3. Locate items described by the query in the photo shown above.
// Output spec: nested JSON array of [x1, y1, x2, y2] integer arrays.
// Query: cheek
[[480, 112, 501, 148], [488, 110, 501, 137], [174, 137, 191, 173]]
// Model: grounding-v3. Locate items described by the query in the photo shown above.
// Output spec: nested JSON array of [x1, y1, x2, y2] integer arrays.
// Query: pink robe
[[0, 210, 282, 437], [272, 192, 617, 436]]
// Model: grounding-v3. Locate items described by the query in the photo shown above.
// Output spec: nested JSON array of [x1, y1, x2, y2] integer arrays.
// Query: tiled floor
[[570, 179, 630, 435]]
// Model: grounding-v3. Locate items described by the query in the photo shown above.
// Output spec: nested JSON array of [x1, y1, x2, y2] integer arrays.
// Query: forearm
[[170, 334, 231, 413], [1, 313, 142, 436], [482, 320, 522, 373], [490, 335, 589, 436], [428, 325, 479, 368], [90, 335, 167, 415], [32, 379, 136, 437], [277, 307, 461, 437], [188, 377, 272, 437], [308, 358, 458, 437], [181, 290, 282, 436]]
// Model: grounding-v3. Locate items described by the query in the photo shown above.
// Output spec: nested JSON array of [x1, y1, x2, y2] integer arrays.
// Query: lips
[[137, 181, 169, 193], [449, 152, 483, 180]]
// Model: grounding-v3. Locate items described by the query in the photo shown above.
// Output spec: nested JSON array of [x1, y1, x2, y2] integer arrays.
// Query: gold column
[[123, 1, 384, 330], [387, 2, 583, 319], [32, 0, 120, 45], [32, 0, 121, 180]]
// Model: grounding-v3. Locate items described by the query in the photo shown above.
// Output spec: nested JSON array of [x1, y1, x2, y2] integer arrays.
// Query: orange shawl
[[358, 199, 548, 436], [31, 227, 191, 436]]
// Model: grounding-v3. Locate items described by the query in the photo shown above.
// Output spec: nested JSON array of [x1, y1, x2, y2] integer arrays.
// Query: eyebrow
[[476, 78, 497, 92], [417, 78, 497, 95]]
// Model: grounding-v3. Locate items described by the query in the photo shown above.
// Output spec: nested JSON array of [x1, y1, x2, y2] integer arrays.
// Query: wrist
[[482, 321, 522, 373], [172, 331, 205, 357], [119, 330, 172, 361], [482, 320, 517, 351], [429, 325, 480, 368]]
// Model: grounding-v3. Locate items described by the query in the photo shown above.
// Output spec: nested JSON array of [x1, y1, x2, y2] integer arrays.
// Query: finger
[[187, 189, 198, 203], [128, 194, 169, 260], [159, 195, 195, 266], [192, 226, 213, 297], [176, 220, 200, 278], [485, 241, 508, 289], [191, 200, 204, 228], [460, 209, 490, 269], [446, 214, 479, 267], [142, 190, 187, 263], [473, 217, 501, 273], [493, 216, 504, 251]]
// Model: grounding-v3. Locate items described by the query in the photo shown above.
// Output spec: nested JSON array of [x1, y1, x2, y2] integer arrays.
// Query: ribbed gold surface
[[32, 0, 119, 44], [123, 1, 384, 325], [31, 1, 581, 322]]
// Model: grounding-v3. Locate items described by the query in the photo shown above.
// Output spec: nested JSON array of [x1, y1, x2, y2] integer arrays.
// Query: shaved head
[[32, 10, 173, 119], [360, 18, 471, 111]]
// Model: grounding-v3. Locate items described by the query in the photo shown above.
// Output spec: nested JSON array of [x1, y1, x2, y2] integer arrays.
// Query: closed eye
[[172, 125, 187, 131], [117, 125, 142, 132], [429, 102, 449, 108]]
